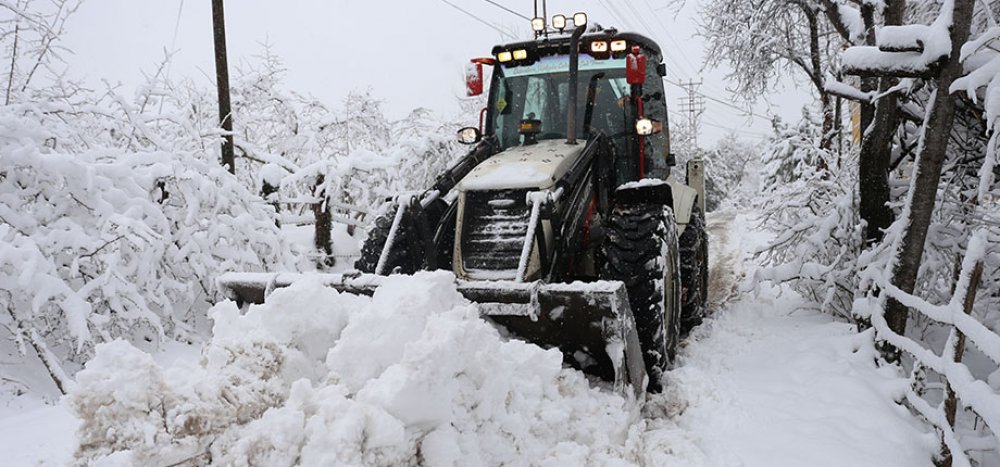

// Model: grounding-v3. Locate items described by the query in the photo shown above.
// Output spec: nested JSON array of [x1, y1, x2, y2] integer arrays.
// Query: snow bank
[[68, 271, 638, 465]]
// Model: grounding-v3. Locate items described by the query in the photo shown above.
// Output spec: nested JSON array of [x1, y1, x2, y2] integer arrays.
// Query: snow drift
[[67, 272, 639, 466]]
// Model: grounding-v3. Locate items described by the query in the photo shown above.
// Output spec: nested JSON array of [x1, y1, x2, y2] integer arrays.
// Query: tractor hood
[[457, 139, 586, 192]]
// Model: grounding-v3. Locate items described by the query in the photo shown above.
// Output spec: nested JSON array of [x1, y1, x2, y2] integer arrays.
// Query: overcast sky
[[60, 0, 812, 146]]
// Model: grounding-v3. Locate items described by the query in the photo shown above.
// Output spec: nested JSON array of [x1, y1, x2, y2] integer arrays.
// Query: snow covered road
[[633, 210, 938, 466], [0, 210, 940, 466], [644, 290, 938, 466]]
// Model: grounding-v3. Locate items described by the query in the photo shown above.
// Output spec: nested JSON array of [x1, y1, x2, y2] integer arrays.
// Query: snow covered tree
[[0, 0, 83, 105], [0, 106, 288, 394], [842, 0, 977, 352], [754, 110, 862, 317], [701, 132, 761, 210], [698, 0, 857, 151], [760, 110, 832, 188]]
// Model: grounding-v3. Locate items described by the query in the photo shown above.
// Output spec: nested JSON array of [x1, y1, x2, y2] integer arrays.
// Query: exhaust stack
[[565, 19, 587, 144]]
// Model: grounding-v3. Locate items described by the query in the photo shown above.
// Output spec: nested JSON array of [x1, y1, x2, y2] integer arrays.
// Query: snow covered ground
[[0, 210, 940, 466]]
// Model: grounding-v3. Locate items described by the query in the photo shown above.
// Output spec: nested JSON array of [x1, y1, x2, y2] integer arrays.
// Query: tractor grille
[[462, 190, 531, 276]]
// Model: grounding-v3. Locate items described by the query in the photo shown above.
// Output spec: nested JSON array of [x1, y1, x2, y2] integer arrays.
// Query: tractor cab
[[462, 25, 674, 186]]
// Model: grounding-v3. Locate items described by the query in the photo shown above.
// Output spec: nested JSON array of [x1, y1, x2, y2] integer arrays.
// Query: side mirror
[[457, 127, 482, 145], [465, 61, 484, 97], [666, 153, 677, 167]]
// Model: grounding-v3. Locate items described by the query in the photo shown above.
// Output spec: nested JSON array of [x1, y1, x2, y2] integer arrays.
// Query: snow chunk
[[877, 25, 933, 52], [69, 271, 637, 465], [837, 3, 865, 41], [618, 178, 667, 190]]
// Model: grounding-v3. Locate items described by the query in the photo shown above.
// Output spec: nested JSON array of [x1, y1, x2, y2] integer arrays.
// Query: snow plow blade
[[217, 272, 647, 400]]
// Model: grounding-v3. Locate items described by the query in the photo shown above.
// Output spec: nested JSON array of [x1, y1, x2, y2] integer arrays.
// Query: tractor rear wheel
[[355, 202, 424, 275], [679, 205, 708, 334], [601, 202, 681, 393]]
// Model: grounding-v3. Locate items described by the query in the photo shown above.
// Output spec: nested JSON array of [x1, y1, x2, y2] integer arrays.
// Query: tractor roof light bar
[[532, 11, 587, 37]]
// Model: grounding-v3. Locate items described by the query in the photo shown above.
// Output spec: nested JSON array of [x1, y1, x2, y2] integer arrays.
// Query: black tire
[[679, 205, 709, 334], [354, 202, 424, 275], [601, 202, 681, 393]]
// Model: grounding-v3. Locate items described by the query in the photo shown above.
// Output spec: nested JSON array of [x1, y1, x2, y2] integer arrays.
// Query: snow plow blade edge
[[217, 272, 646, 400]]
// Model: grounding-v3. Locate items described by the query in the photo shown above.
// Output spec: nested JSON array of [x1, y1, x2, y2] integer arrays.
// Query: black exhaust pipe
[[566, 24, 586, 145]]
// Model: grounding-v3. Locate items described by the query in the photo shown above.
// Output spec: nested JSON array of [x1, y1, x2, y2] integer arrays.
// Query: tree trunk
[[858, 82, 898, 245], [312, 175, 334, 268], [212, 0, 236, 174], [5, 17, 20, 105], [858, 2, 878, 132], [884, 0, 975, 357], [858, 0, 903, 247], [804, 8, 834, 152]]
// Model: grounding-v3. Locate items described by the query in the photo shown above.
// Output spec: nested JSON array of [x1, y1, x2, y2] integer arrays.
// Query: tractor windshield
[[489, 55, 633, 151]]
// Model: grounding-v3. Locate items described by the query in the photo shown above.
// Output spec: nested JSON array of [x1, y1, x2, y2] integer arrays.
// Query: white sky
[[60, 0, 813, 146]]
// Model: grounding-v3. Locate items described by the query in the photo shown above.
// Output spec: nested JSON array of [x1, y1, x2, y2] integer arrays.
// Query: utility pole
[[212, 0, 235, 174], [677, 79, 705, 152]]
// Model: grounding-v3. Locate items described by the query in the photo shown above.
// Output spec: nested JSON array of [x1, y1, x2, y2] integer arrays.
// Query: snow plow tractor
[[219, 14, 708, 399]]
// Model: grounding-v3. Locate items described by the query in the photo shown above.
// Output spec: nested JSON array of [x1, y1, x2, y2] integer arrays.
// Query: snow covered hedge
[[68, 273, 638, 466], [0, 109, 287, 391]]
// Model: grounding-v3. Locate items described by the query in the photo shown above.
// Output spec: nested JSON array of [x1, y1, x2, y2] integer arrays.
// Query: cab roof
[[491, 30, 662, 59]]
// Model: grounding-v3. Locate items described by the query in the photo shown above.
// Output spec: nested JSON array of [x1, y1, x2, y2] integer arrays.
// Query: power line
[[664, 77, 772, 121], [640, 0, 698, 80], [438, 0, 516, 40], [702, 120, 769, 139], [703, 114, 770, 136], [480, 0, 531, 21], [596, 0, 693, 82]]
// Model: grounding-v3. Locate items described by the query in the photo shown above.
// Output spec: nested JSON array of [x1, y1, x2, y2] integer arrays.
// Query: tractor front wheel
[[601, 202, 681, 393]]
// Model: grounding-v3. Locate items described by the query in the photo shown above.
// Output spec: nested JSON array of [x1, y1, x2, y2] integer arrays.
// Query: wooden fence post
[[938, 260, 985, 467]]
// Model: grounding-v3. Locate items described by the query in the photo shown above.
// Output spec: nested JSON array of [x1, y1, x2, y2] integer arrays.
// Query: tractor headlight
[[552, 14, 566, 30], [611, 40, 628, 52], [512, 49, 528, 60], [531, 17, 545, 32], [590, 41, 608, 53], [497, 51, 513, 63], [636, 118, 654, 136], [573, 12, 588, 27]]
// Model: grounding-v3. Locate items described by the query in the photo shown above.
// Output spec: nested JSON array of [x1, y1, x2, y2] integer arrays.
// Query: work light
[[573, 12, 587, 27], [531, 17, 545, 32], [552, 14, 566, 30], [590, 41, 608, 53], [513, 49, 528, 60], [497, 51, 513, 63], [611, 40, 628, 52], [636, 118, 654, 136]]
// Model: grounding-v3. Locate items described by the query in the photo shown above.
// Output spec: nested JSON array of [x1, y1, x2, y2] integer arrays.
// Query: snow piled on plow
[[67, 271, 638, 466]]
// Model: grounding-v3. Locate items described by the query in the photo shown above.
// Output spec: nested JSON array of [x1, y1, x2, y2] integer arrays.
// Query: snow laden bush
[[700, 133, 762, 210], [282, 103, 459, 223], [752, 114, 864, 318], [0, 109, 287, 393], [69, 272, 638, 466]]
